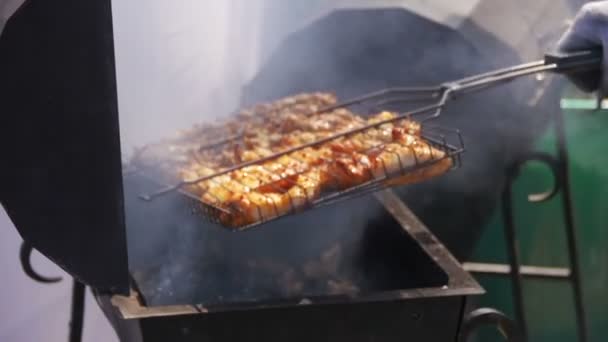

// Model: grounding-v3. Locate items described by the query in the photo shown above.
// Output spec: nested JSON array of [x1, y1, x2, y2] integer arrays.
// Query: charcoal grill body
[[114, 297, 465, 342], [101, 190, 482, 342]]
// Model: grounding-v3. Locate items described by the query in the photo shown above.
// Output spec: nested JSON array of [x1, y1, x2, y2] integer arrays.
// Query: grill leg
[[501, 183, 529, 342], [69, 280, 86, 342], [554, 109, 588, 342]]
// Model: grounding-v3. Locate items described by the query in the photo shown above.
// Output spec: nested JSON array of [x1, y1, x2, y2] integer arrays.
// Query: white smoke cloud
[[111, 0, 265, 155]]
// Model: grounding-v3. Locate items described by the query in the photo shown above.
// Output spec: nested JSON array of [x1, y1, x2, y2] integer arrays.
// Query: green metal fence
[[472, 94, 608, 341]]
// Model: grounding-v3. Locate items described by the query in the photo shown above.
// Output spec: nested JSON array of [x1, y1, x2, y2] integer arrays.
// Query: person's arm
[[558, 1, 608, 92]]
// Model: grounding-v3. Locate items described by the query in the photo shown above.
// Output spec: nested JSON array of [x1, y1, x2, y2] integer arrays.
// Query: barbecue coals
[[130, 92, 452, 228], [133, 241, 364, 306], [125, 184, 424, 307]]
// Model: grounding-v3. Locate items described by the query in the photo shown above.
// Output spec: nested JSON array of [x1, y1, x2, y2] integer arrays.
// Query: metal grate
[[136, 94, 463, 230]]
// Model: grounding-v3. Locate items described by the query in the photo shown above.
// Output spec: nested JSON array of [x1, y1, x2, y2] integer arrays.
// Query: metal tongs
[[138, 49, 602, 230], [313, 49, 604, 124]]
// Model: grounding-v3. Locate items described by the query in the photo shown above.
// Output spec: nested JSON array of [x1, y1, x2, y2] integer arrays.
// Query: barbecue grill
[[0, 1, 599, 342], [0, 3, 490, 341], [96, 190, 485, 342]]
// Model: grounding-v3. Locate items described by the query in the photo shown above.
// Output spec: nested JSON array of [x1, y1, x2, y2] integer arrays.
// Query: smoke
[[113, 1, 402, 306], [112, 0, 266, 155], [124, 172, 416, 306], [241, 2, 587, 259], [115, 1, 585, 307], [111, 0, 260, 304]]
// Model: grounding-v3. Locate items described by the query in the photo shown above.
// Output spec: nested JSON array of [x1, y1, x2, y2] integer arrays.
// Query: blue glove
[[557, 1, 608, 92]]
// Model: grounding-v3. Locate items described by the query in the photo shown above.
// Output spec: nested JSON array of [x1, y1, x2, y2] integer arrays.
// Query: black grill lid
[[0, 0, 129, 293]]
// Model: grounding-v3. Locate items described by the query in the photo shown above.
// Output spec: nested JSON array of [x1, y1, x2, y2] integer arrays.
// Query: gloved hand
[[557, 1, 608, 93]]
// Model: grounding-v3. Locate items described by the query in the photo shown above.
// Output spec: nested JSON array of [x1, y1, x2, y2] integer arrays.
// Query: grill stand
[[18, 242, 86, 342], [463, 107, 588, 342]]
